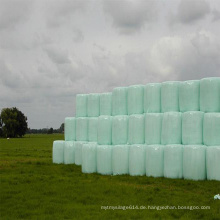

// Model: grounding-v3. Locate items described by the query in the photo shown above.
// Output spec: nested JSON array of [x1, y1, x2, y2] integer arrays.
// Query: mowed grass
[[0, 134, 220, 219]]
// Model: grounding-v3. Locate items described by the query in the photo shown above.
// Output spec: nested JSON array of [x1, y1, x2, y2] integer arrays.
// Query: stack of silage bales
[[52, 77, 220, 181]]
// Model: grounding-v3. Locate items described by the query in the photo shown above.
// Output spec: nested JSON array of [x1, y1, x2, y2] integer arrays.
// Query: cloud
[[212, 9, 220, 22]]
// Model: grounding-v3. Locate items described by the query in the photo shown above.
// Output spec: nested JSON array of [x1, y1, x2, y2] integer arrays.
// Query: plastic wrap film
[[127, 85, 144, 115], [144, 83, 161, 113], [87, 93, 100, 117], [203, 113, 220, 146], [161, 112, 182, 145], [88, 117, 98, 142], [100, 92, 112, 116], [76, 117, 88, 141], [179, 80, 200, 112], [164, 145, 183, 179], [112, 115, 128, 145], [146, 145, 164, 177], [97, 145, 113, 175], [76, 94, 87, 117], [97, 116, 112, 145], [112, 87, 127, 116], [200, 77, 220, 112], [64, 141, 75, 164], [145, 113, 162, 144], [182, 111, 204, 145], [206, 146, 220, 181], [129, 144, 146, 176], [64, 117, 76, 141], [112, 145, 129, 175], [53, 141, 64, 164], [128, 114, 145, 144], [82, 142, 97, 173], [75, 141, 87, 165], [161, 81, 180, 112], [183, 145, 206, 180]]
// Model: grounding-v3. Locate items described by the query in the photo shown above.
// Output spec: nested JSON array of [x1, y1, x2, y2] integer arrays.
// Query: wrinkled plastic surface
[[100, 92, 112, 115], [88, 117, 98, 142], [164, 145, 183, 179], [183, 145, 206, 180], [200, 77, 220, 112], [146, 145, 164, 177], [76, 117, 88, 141], [97, 116, 112, 145], [161, 81, 180, 112], [53, 141, 64, 164], [76, 94, 87, 117], [64, 117, 76, 141], [112, 115, 128, 145], [75, 141, 87, 165], [203, 113, 220, 146], [87, 93, 100, 117], [64, 141, 75, 164], [112, 87, 127, 116], [179, 80, 200, 112], [144, 83, 161, 113]]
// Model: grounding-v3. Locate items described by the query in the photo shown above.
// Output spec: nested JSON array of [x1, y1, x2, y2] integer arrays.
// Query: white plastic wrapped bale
[[129, 144, 146, 176], [97, 116, 112, 145], [146, 145, 164, 177], [161, 81, 180, 112], [64, 117, 76, 141], [53, 140, 64, 164], [183, 145, 206, 180], [145, 113, 162, 144], [87, 93, 100, 117], [97, 145, 113, 175], [64, 141, 75, 164], [179, 80, 200, 112], [203, 113, 220, 146], [112, 87, 127, 116], [161, 112, 182, 145], [112, 145, 129, 175], [164, 145, 183, 179], [182, 111, 204, 145], [112, 115, 128, 145], [76, 117, 88, 141], [128, 114, 145, 144], [100, 92, 112, 116], [76, 94, 87, 117], [82, 142, 97, 173], [200, 77, 220, 112], [75, 141, 87, 165], [206, 146, 220, 181], [88, 117, 98, 142], [144, 83, 161, 113], [127, 85, 144, 115]]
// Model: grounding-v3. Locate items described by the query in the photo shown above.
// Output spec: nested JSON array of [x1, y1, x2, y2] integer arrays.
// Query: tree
[[60, 123, 64, 133], [47, 127, 53, 134], [0, 107, 28, 138]]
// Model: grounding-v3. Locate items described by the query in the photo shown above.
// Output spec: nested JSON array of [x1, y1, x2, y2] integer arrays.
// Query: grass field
[[0, 134, 220, 219]]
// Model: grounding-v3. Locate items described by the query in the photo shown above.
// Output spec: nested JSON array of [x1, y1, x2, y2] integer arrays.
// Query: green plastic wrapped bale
[[203, 113, 220, 146], [182, 111, 204, 145], [183, 145, 206, 180], [112, 115, 128, 145], [144, 83, 161, 113], [179, 80, 200, 112], [161, 81, 180, 112], [64, 141, 75, 164], [200, 77, 220, 112], [53, 140, 64, 164], [100, 92, 112, 115], [128, 114, 145, 144], [75, 141, 87, 165], [145, 113, 162, 144], [112, 145, 129, 175], [112, 87, 127, 116], [164, 145, 183, 179], [76, 94, 87, 117], [127, 85, 144, 115], [88, 117, 98, 142], [97, 145, 113, 175], [161, 112, 182, 145], [146, 145, 164, 177], [206, 146, 220, 181], [87, 93, 100, 117], [76, 117, 88, 141], [64, 117, 76, 141], [82, 142, 97, 173], [97, 116, 112, 145]]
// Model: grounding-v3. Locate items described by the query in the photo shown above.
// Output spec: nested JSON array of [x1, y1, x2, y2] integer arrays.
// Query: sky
[[0, 0, 220, 129]]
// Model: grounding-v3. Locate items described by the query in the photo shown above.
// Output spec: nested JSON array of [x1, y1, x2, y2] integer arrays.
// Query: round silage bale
[[75, 141, 87, 165], [88, 117, 98, 142], [53, 140, 65, 164], [64, 117, 76, 141], [64, 141, 75, 164], [87, 93, 100, 117], [100, 92, 112, 116], [76, 94, 87, 117], [76, 117, 88, 141]]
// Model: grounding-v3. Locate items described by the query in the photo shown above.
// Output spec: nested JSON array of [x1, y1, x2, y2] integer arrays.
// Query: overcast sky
[[0, 0, 220, 129]]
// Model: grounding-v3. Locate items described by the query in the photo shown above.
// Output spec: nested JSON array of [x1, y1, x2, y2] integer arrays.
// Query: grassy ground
[[0, 134, 219, 219]]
